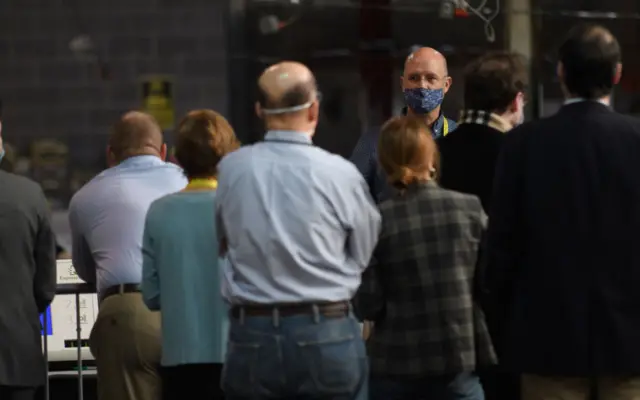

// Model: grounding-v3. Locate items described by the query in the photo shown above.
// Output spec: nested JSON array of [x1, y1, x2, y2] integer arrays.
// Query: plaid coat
[[354, 181, 496, 378]]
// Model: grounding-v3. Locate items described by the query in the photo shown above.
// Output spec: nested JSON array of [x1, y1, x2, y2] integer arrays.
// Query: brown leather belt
[[230, 301, 350, 319], [100, 283, 141, 303]]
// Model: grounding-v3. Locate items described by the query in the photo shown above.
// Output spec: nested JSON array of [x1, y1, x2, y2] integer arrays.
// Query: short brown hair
[[174, 110, 240, 180], [558, 24, 621, 99], [464, 51, 528, 113], [378, 116, 438, 189]]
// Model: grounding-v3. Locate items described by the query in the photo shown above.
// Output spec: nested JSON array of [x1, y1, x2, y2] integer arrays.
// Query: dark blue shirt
[[350, 113, 457, 203]]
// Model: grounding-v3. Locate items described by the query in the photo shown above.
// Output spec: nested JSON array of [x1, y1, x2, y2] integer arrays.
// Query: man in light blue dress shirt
[[68, 112, 187, 400], [216, 62, 381, 399]]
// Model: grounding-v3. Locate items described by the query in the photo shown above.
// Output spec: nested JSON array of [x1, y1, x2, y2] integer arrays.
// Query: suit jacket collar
[[560, 99, 612, 115]]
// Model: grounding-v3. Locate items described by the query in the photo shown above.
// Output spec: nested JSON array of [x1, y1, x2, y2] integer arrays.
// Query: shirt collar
[[564, 97, 610, 107], [118, 155, 164, 168], [264, 130, 313, 144], [401, 107, 446, 137]]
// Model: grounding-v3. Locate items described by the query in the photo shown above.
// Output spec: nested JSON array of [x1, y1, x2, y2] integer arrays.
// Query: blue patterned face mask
[[403, 88, 444, 114], [0, 148, 4, 164]]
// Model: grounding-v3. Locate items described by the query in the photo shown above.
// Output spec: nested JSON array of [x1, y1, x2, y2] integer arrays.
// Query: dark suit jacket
[[354, 182, 496, 378], [486, 101, 640, 375], [0, 171, 56, 386], [438, 122, 506, 212]]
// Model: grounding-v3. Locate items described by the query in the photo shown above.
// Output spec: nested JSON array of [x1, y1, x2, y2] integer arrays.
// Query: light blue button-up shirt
[[142, 191, 228, 366], [215, 130, 381, 304], [69, 155, 187, 295]]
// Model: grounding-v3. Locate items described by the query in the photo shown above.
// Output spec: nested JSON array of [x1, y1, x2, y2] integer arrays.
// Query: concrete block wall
[[0, 0, 228, 161]]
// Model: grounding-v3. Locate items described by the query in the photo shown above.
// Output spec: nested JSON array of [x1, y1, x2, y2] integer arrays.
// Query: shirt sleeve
[[346, 173, 382, 272], [215, 160, 230, 258], [68, 199, 97, 284], [141, 212, 160, 310], [33, 188, 56, 314]]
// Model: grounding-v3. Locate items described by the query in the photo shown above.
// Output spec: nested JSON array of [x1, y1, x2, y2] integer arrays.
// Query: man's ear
[[443, 76, 452, 94], [556, 62, 565, 81], [160, 143, 168, 161], [308, 101, 320, 123], [614, 62, 623, 85], [508, 94, 520, 113], [255, 102, 263, 119], [400, 75, 405, 91], [106, 146, 115, 167]]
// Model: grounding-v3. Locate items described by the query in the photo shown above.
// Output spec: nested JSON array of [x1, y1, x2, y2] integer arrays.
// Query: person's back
[[143, 192, 227, 363], [486, 24, 640, 399], [69, 111, 187, 400], [492, 103, 640, 371], [354, 117, 494, 400], [0, 170, 56, 399], [219, 140, 372, 302], [141, 109, 239, 400], [71, 157, 185, 292], [217, 61, 380, 399]]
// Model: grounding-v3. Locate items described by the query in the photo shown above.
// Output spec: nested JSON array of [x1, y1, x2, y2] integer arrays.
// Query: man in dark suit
[[486, 24, 640, 399], [438, 51, 528, 212], [0, 125, 57, 399]]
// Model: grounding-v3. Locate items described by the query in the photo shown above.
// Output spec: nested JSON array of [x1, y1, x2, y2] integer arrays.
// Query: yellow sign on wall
[[141, 76, 175, 130]]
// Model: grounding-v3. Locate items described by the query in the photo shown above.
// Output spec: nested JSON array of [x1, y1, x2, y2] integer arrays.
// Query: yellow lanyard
[[185, 178, 218, 190], [443, 118, 449, 136]]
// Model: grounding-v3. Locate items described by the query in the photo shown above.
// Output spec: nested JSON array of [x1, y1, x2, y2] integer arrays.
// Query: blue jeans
[[221, 307, 368, 399], [370, 372, 484, 400]]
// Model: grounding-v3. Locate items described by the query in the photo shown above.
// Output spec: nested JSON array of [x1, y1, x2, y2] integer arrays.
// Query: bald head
[[405, 47, 448, 77], [108, 111, 164, 163], [257, 61, 318, 115]]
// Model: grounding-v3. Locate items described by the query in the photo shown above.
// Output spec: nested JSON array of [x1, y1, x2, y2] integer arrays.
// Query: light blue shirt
[[68, 155, 187, 295], [142, 191, 228, 366], [216, 130, 381, 304]]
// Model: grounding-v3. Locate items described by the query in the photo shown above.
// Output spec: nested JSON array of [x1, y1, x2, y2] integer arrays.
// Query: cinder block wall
[[0, 0, 228, 155]]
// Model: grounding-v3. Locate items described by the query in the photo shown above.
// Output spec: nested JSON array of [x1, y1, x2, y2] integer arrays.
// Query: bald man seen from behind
[[216, 61, 380, 399], [68, 111, 187, 400], [350, 47, 458, 203]]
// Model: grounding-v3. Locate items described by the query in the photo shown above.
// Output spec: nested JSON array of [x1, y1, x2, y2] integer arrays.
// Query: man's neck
[[267, 126, 312, 135], [565, 95, 611, 106], [408, 107, 441, 127]]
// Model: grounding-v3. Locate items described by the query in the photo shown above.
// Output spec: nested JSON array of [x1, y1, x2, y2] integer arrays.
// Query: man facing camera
[[351, 47, 457, 203]]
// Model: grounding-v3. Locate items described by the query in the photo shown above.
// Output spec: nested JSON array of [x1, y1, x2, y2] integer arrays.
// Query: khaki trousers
[[90, 292, 161, 400], [522, 374, 640, 400]]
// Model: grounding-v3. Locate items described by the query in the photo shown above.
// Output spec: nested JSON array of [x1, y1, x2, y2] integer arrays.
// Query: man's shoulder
[[313, 148, 365, 182], [218, 145, 251, 170], [445, 116, 458, 131], [0, 171, 43, 197]]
